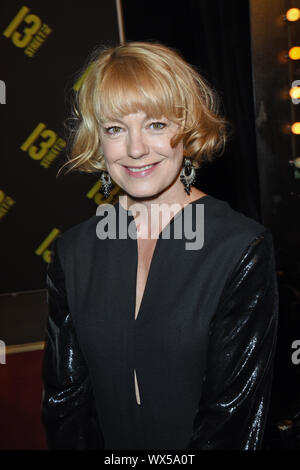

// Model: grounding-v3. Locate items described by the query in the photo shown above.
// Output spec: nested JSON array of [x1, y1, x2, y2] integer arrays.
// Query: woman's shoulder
[[200, 193, 265, 232], [52, 200, 120, 259], [198, 194, 271, 254], [53, 213, 101, 260]]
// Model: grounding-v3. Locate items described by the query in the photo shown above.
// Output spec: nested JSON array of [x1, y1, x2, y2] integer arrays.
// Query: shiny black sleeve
[[186, 229, 279, 450], [41, 238, 104, 449]]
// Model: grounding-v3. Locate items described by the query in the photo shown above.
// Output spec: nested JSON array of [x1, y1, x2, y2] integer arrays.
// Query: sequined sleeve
[[186, 229, 279, 450], [41, 237, 104, 449]]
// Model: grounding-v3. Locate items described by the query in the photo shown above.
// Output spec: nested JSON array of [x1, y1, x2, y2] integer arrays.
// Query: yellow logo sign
[[21, 123, 66, 168], [3, 5, 52, 57], [35, 228, 61, 263], [0, 190, 15, 220]]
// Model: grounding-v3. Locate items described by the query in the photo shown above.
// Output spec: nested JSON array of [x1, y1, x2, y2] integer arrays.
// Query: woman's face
[[99, 111, 184, 200]]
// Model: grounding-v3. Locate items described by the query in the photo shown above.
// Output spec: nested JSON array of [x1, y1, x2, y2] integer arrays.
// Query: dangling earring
[[180, 157, 196, 195], [100, 171, 113, 199]]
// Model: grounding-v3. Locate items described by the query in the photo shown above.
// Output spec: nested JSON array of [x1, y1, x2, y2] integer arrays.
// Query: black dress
[[41, 194, 278, 450]]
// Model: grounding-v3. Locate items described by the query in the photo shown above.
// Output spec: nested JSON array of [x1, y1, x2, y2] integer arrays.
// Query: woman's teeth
[[127, 164, 154, 172]]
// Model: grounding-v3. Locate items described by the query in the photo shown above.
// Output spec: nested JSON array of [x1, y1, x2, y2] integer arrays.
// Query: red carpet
[[0, 349, 48, 450]]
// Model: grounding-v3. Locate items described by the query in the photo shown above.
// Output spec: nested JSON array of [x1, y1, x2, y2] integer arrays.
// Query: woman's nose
[[127, 130, 149, 159]]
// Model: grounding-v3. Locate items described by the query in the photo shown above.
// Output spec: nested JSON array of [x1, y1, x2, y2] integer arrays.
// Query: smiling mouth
[[124, 162, 160, 172]]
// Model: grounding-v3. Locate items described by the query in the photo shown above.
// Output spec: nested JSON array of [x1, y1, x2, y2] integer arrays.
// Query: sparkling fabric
[[185, 231, 278, 449]]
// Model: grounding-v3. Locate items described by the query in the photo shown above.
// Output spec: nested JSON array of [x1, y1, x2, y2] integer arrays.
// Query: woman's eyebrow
[[101, 119, 125, 125]]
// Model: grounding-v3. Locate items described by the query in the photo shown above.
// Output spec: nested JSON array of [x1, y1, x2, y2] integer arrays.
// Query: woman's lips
[[123, 161, 160, 178]]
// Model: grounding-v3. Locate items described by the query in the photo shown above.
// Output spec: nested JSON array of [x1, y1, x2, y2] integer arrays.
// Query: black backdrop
[[0, 1, 121, 294]]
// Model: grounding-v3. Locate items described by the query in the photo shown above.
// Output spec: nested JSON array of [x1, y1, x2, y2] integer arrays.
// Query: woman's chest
[[135, 237, 158, 321], [72, 236, 227, 369]]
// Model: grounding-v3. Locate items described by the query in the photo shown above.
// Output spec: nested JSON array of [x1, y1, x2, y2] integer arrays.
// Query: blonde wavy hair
[[63, 41, 231, 173]]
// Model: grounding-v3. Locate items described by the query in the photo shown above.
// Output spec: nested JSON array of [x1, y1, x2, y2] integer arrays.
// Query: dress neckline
[[113, 194, 211, 324], [117, 194, 211, 217], [114, 194, 210, 240]]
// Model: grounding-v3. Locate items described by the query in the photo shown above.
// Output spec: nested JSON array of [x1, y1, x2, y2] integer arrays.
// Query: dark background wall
[[0, 0, 121, 294]]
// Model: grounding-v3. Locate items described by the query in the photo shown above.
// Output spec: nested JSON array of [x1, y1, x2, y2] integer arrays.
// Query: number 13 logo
[[21, 123, 57, 161], [3, 6, 42, 48]]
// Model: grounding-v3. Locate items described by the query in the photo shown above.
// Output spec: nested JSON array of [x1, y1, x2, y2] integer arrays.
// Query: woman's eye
[[149, 122, 166, 130], [106, 126, 122, 135]]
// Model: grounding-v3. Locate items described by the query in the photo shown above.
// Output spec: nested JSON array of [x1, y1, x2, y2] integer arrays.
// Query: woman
[[41, 42, 278, 450]]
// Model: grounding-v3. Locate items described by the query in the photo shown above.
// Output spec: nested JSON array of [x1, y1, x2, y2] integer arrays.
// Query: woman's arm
[[41, 237, 104, 449], [186, 229, 279, 450]]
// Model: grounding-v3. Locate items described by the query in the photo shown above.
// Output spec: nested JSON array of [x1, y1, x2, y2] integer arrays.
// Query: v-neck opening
[[123, 194, 211, 323], [134, 236, 160, 322], [157, 194, 210, 237]]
